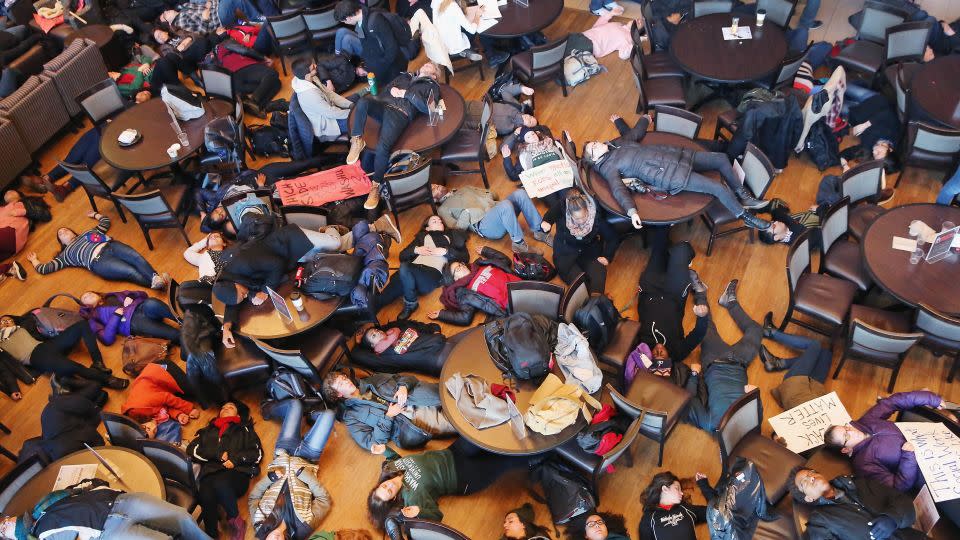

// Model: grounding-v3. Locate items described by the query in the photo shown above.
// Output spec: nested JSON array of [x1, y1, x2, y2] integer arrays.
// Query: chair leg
[[706, 230, 716, 256], [142, 227, 154, 251], [280, 53, 288, 76], [657, 440, 665, 467], [888, 360, 903, 393], [560, 76, 568, 97], [949, 353, 960, 383], [179, 225, 190, 247], [832, 349, 848, 380], [713, 122, 722, 141], [778, 305, 794, 331], [478, 160, 489, 188], [112, 198, 127, 223]]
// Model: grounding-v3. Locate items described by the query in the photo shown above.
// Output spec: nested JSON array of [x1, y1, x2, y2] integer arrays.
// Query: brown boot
[[373, 214, 402, 244], [346, 136, 366, 164], [20, 174, 48, 194], [363, 182, 381, 210]]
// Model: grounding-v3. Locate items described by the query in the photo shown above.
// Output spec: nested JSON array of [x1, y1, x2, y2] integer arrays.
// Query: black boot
[[718, 279, 739, 308], [105, 376, 129, 390], [397, 301, 418, 321], [91, 360, 112, 375], [762, 311, 776, 338], [688, 269, 708, 294], [739, 211, 771, 230], [760, 345, 788, 372], [735, 186, 768, 209]]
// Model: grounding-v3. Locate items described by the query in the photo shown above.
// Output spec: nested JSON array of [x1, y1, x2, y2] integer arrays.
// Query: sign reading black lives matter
[[897, 422, 960, 503], [768, 392, 852, 453]]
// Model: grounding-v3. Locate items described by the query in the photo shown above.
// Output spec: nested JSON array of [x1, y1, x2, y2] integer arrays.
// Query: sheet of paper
[[478, 0, 501, 19], [265, 286, 293, 323], [767, 392, 851, 453], [52, 464, 99, 491], [477, 17, 499, 33], [732, 159, 746, 184], [892, 236, 918, 252], [913, 485, 940, 534], [897, 422, 960, 502], [498, 0, 507, 5], [722, 26, 752, 40]]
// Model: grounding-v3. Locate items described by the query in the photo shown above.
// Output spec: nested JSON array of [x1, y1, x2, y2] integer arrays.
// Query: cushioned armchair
[[0, 116, 30, 188], [0, 74, 70, 154], [510, 37, 569, 97], [43, 38, 109, 117]]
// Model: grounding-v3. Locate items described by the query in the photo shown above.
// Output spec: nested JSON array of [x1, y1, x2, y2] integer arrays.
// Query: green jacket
[[387, 449, 458, 521]]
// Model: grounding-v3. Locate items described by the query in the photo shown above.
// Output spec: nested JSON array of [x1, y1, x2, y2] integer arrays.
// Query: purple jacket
[[81, 291, 148, 345], [849, 390, 942, 492]]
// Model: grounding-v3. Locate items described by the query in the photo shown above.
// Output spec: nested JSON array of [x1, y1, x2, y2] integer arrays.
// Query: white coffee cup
[[167, 143, 181, 158], [756, 9, 766, 26]]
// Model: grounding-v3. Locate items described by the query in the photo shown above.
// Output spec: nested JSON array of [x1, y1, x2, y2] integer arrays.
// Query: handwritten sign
[[767, 392, 851, 453], [275, 163, 371, 207], [519, 160, 575, 198], [896, 422, 960, 503]]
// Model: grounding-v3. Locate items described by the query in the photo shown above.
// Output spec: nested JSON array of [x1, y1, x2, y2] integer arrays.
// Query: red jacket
[[216, 43, 261, 73], [121, 363, 195, 421], [467, 265, 518, 309]]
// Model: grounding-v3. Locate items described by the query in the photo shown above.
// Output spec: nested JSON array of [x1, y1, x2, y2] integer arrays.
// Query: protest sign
[[897, 422, 960, 503], [767, 391, 851, 453], [275, 163, 371, 207], [519, 160, 574, 198]]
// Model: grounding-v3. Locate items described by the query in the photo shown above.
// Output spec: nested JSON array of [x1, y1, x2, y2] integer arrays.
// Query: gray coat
[[340, 373, 441, 451], [592, 117, 696, 215]]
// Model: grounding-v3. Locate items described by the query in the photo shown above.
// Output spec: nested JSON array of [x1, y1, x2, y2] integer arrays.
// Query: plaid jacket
[[174, 1, 221, 34]]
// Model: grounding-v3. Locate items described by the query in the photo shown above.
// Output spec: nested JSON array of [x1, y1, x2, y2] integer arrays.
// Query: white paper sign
[[519, 161, 575, 198], [52, 464, 99, 491], [767, 391, 852, 453], [722, 26, 753, 40], [896, 422, 960, 503]]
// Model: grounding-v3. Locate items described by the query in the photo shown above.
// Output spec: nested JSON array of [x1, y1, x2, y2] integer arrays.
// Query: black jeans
[[350, 96, 411, 182], [639, 226, 695, 299], [258, 154, 342, 185], [232, 63, 281, 108], [684, 151, 747, 218], [379, 262, 442, 307], [700, 300, 762, 370], [130, 299, 179, 342], [186, 351, 229, 409], [29, 322, 109, 383], [769, 330, 832, 383], [449, 438, 530, 494], [555, 239, 607, 294], [198, 469, 249, 536], [89, 242, 158, 287]]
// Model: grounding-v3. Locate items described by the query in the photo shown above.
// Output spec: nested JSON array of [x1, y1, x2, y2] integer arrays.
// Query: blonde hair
[[438, 0, 464, 13]]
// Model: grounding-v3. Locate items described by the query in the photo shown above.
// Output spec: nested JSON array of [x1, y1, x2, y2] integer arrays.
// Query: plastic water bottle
[[367, 73, 377, 96]]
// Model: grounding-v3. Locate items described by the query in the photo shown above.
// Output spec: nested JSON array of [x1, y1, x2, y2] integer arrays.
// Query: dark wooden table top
[[670, 13, 788, 83], [910, 55, 960, 130], [439, 326, 594, 455], [480, 0, 564, 38], [99, 97, 233, 172], [348, 84, 465, 154], [861, 203, 960, 316], [65, 24, 113, 48], [585, 132, 715, 224], [211, 279, 342, 341], [1, 447, 164, 517]]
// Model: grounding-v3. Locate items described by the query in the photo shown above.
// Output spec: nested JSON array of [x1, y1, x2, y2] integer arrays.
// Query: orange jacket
[[121, 363, 195, 421]]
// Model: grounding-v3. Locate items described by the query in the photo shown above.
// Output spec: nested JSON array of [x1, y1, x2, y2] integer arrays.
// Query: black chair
[[0, 453, 48, 512], [253, 328, 350, 383], [898, 121, 960, 187], [383, 157, 436, 225], [58, 161, 132, 222], [818, 197, 872, 291], [507, 281, 564, 320], [631, 51, 686, 113], [630, 21, 684, 79], [444, 35, 485, 84], [267, 11, 312, 75], [652, 105, 702, 139], [138, 438, 199, 513], [76, 78, 126, 126], [302, 6, 340, 49], [221, 188, 274, 233], [914, 303, 960, 383], [437, 98, 491, 189], [761, 45, 809, 91], [218, 334, 273, 391], [833, 305, 922, 392], [608, 381, 691, 467], [200, 66, 235, 101], [510, 37, 569, 97], [693, 0, 733, 18], [401, 518, 471, 540], [0, 422, 16, 462], [114, 187, 191, 250], [101, 412, 147, 451], [756, 0, 796, 28], [839, 159, 886, 241], [280, 204, 329, 229]]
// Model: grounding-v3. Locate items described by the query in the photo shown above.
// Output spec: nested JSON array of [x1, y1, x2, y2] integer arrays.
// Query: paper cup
[[756, 9, 766, 26]]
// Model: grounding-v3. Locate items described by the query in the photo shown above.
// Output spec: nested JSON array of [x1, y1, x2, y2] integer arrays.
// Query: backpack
[[484, 313, 556, 380], [204, 116, 240, 163], [572, 294, 621, 350], [530, 459, 597, 524], [512, 251, 556, 281], [30, 294, 84, 338], [269, 110, 289, 132], [266, 367, 320, 401], [160, 84, 205, 120], [804, 118, 841, 171], [384, 149, 423, 177], [296, 253, 362, 299], [487, 71, 521, 106], [246, 124, 289, 158], [371, 10, 420, 60], [563, 50, 604, 87]]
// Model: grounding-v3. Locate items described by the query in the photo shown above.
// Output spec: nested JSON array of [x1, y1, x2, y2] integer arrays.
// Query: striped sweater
[[36, 216, 112, 274]]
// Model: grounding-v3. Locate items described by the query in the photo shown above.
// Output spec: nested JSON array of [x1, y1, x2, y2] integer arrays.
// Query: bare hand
[[427, 310, 440, 320], [123, 297, 135, 307], [667, 13, 682, 25], [475, 245, 485, 255], [695, 472, 707, 481], [87, 211, 99, 218], [923, 46, 935, 62], [540, 221, 551, 232], [386, 402, 405, 418], [264, 58, 273, 67], [902, 442, 915, 452], [597, 257, 609, 266], [609, 114, 621, 123], [221, 452, 229, 461], [27, 252, 39, 265], [325, 80, 335, 92], [501, 145, 511, 157], [943, 21, 956, 37], [690, 363, 701, 375], [520, 86, 534, 96], [177, 413, 190, 425], [255, 172, 267, 186], [393, 386, 408, 407], [371, 443, 386, 454], [222, 330, 236, 349], [852, 121, 871, 137], [693, 304, 709, 317], [610, 5, 624, 15], [390, 87, 406, 98], [744, 384, 757, 393], [189, 408, 200, 419], [137, 63, 152, 74], [11, 392, 21, 401], [631, 213, 643, 229], [251, 292, 268, 306], [401, 506, 420, 518], [223, 459, 235, 469]]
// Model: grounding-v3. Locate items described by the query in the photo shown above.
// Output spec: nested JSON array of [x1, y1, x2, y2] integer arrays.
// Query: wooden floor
[[2, 4, 959, 539]]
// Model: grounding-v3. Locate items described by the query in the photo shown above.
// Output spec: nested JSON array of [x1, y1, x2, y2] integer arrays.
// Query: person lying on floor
[[79, 290, 181, 345], [18, 376, 108, 462], [433, 184, 552, 254], [428, 246, 520, 326], [352, 320, 451, 377], [121, 361, 200, 429]]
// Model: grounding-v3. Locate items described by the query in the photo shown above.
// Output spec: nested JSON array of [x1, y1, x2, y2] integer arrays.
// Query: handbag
[[121, 336, 170, 376], [390, 414, 432, 449], [31, 294, 84, 338], [512, 251, 556, 281]]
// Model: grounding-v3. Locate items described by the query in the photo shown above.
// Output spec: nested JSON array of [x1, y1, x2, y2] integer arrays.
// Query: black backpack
[[484, 313, 556, 380], [269, 110, 289, 132], [572, 294, 621, 350], [512, 251, 556, 281], [266, 367, 320, 402], [297, 253, 362, 299], [371, 10, 420, 60], [530, 459, 596, 524], [804, 118, 841, 171], [246, 124, 289, 158]]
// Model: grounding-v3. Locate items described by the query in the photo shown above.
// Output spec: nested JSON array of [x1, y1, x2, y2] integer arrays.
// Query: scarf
[[213, 416, 240, 437], [565, 195, 597, 240]]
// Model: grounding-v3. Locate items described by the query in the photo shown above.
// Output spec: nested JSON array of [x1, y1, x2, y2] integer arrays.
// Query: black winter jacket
[[350, 320, 448, 376], [356, 8, 408, 87], [639, 502, 706, 540], [804, 475, 926, 540], [187, 419, 263, 479], [436, 247, 515, 325], [543, 197, 619, 269], [592, 117, 696, 215], [380, 71, 440, 119], [398, 229, 469, 267], [315, 53, 358, 94]]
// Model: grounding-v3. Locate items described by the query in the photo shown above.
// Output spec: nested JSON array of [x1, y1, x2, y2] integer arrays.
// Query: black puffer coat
[[314, 53, 358, 94], [187, 416, 263, 480]]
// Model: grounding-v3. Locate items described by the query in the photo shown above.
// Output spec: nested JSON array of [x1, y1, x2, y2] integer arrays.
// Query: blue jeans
[[275, 400, 335, 461], [588, 0, 616, 13], [131, 299, 180, 342], [217, 0, 263, 27], [770, 329, 832, 383], [335, 28, 362, 57], [476, 189, 543, 243], [785, 0, 821, 52], [937, 165, 960, 205], [103, 492, 210, 540], [89, 242, 159, 287], [797, 0, 820, 28], [47, 127, 101, 181], [350, 96, 410, 182], [0, 67, 19, 98], [186, 351, 229, 409]]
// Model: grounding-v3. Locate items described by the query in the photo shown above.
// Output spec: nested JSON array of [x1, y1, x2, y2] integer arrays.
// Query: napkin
[[908, 220, 937, 243], [118, 129, 138, 144], [891, 236, 918, 252]]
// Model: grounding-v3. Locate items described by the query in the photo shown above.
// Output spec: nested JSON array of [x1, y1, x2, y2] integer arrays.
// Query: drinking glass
[[909, 248, 924, 265], [731, 17, 739, 33], [177, 131, 190, 147], [942, 221, 956, 231]]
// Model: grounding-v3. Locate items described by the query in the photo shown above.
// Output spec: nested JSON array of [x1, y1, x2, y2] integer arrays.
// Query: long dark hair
[[367, 467, 403, 530], [254, 486, 292, 540], [564, 512, 627, 540], [642, 472, 681, 511]]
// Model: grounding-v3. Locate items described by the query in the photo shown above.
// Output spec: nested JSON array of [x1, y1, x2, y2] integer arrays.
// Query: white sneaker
[[465, 51, 483, 62], [590, 7, 611, 16]]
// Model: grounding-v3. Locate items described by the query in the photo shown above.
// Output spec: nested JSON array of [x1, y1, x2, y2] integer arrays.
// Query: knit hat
[[507, 503, 537, 535]]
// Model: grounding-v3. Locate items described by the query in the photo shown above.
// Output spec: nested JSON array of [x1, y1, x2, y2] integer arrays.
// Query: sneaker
[[373, 213, 402, 244], [487, 51, 510, 67], [688, 269, 708, 294], [718, 279, 739, 308], [8, 261, 26, 281], [760, 345, 787, 372], [590, 7, 610, 16], [877, 188, 895, 205], [105, 376, 129, 390], [346, 136, 366, 164], [532, 230, 553, 247], [228, 516, 246, 540], [809, 20, 823, 30], [511, 240, 539, 254], [150, 273, 165, 290], [21, 174, 47, 193], [51, 183, 72, 203], [363, 182, 381, 210], [465, 51, 483, 62]]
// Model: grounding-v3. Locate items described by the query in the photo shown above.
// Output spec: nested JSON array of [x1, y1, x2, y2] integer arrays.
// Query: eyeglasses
[[586, 519, 605, 528]]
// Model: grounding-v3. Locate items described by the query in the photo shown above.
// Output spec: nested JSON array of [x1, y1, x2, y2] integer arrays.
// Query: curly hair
[[641, 472, 681, 511], [320, 370, 353, 405]]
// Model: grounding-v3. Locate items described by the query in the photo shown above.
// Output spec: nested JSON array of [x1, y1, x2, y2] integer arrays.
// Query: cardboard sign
[[767, 391, 852, 453], [519, 160, 575, 198], [896, 422, 960, 503], [275, 163, 371, 207]]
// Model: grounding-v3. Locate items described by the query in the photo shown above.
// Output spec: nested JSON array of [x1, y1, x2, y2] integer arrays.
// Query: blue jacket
[[288, 94, 315, 161], [339, 373, 441, 451], [685, 362, 754, 432]]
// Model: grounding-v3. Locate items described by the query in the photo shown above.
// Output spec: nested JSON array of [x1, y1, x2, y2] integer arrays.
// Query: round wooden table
[[480, 0, 564, 38], [100, 97, 233, 172], [211, 279, 342, 341], [439, 326, 594, 455], [585, 132, 715, 224], [910, 55, 960, 130], [1, 447, 164, 517], [348, 84, 465, 154], [861, 203, 960, 316], [670, 13, 788, 84]]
